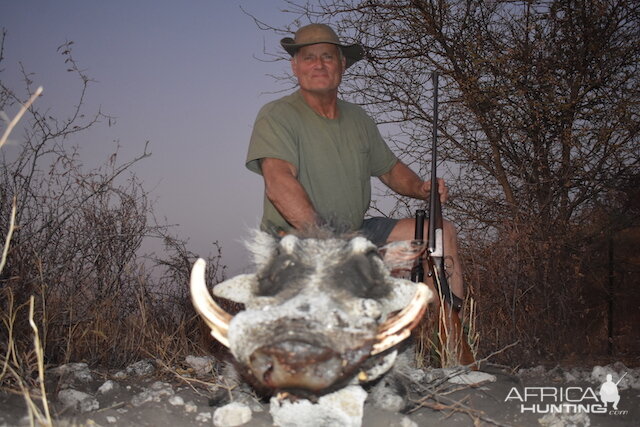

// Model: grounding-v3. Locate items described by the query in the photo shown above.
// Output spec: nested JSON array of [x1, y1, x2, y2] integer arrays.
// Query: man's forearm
[[379, 161, 429, 200], [262, 158, 320, 230], [266, 176, 319, 229]]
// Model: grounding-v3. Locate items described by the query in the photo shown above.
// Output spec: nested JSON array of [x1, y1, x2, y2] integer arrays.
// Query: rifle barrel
[[428, 72, 439, 255]]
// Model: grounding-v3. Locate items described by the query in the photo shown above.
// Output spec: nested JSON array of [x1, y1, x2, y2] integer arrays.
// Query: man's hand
[[379, 161, 449, 203], [420, 178, 448, 203]]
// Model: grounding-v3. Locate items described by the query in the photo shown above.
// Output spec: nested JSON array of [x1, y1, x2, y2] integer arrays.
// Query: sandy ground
[[0, 361, 638, 427]]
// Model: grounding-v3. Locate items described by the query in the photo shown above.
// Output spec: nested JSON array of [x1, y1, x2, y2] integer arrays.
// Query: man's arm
[[379, 160, 448, 202], [261, 157, 321, 230]]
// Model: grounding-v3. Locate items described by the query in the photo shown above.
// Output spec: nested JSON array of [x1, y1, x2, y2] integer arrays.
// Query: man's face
[[291, 43, 346, 95]]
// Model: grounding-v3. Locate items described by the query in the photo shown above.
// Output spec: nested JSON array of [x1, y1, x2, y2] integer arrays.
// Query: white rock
[[106, 416, 117, 424], [230, 392, 264, 413], [185, 355, 216, 376], [423, 367, 444, 382], [196, 411, 213, 423], [590, 364, 638, 390], [169, 395, 185, 406], [538, 411, 590, 427], [591, 365, 609, 382], [185, 401, 198, 413], [407, 367, 426, 383], [58, 388, 99, 413], [213, 402, 252, 427], [97, 380, 119, 395], [131, 381, 174, 407], [367, 384, 404, 412], [563, 370, 579, 383], [50, 362, 93, 383], [445, 370, 497, 385], [79, 397, 100, 413], [400, 417, 418, 427], [125, 359, 155, 376], [270, 385, 367, 427], [519, 365, 547, 377], [113, 370, 127, 379]]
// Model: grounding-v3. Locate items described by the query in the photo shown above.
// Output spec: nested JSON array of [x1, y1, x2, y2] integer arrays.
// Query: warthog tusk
[[371, 282, 432, 355], [190, 258, 232, 348]]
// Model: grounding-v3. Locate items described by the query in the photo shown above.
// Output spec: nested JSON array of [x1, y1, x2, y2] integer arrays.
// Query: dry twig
[[0, 86, 43, 148]]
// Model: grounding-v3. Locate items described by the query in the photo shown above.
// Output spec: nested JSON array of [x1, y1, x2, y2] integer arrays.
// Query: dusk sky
[[2, 1, 318, 276]]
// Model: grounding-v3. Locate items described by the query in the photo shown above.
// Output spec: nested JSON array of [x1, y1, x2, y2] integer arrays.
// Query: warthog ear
[[246, 230, 278, 268], [213, 274, 257, 304]]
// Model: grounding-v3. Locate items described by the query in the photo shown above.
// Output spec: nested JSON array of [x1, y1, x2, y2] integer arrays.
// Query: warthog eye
[[256, 254, 312, 297], [334, 250, 390, 299]]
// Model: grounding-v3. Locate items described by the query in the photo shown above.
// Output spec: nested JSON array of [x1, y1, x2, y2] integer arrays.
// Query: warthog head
[[190, 231, 432, 395]]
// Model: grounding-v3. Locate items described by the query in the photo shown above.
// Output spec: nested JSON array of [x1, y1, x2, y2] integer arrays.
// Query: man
[[246, 23, 464, 299]]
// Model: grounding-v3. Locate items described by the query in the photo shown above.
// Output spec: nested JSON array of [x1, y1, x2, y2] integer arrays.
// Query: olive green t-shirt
[[246, 90, 397, 234]]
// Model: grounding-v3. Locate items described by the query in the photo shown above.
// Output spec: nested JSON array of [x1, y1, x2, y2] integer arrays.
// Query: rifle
[[416, 72, 476, 369]]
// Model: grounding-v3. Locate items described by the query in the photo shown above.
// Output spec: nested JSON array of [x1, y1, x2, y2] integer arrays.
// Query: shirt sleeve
[[246, 103, 299, 175], [365, 114, 397, 177]]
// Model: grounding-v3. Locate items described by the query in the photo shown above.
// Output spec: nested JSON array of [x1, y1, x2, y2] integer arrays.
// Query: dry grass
[[1, 290, 52, 426], [0, 219, 51, 426], [414, 291, 480, 370], [463, 296, 479, 362], [0, 243, 227, 421], [1, 83, 53, 426], [0, 68, 228, 424], [456, 212, 640, 367], [1, 254, 226, 365]]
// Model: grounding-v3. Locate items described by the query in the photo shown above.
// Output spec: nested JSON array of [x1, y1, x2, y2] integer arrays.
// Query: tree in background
[[0, 34, 225, 376], [268, 0, 640, 363]]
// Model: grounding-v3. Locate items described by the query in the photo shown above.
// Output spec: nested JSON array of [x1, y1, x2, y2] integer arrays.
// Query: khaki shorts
[[360, 217, 398, 247]]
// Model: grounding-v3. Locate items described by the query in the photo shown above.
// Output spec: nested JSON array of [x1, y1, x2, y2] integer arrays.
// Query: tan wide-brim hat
[[280, 23, 365, 69]]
